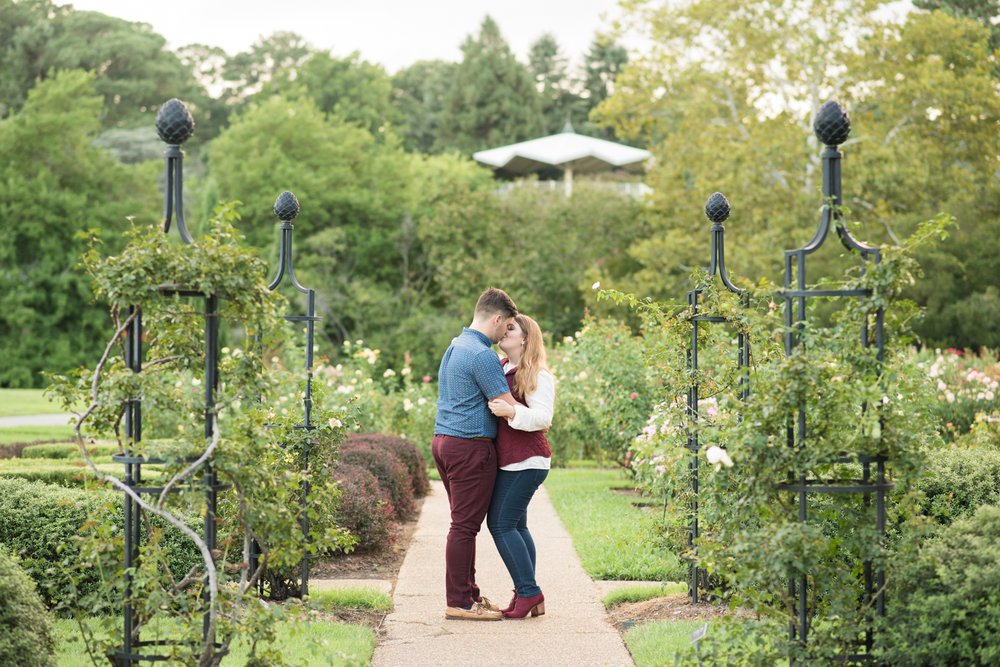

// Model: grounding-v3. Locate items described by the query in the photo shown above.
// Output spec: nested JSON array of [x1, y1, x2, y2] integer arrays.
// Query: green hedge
[[0, 461, 145, 488], [880, 503, 1000, 665], [916, 448, 1000, 525], [0, 545, 55, 666], [20, 442, 120, 459], [0, 477, 200, 608]]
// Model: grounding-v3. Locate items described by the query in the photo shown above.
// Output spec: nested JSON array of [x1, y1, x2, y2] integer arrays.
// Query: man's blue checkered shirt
[[434, 328, 510, 439]]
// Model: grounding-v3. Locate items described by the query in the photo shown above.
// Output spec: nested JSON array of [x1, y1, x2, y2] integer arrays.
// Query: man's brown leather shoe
[[477, 595, 500, 612], [445, 600, 503, 620]]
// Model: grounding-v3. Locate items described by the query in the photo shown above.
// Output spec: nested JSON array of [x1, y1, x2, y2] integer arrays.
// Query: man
[[432, 287, 518, 620]]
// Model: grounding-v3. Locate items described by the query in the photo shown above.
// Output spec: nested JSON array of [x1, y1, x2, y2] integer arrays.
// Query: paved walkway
[[0, 413, 75, 428], [373, 479, 635, 667]]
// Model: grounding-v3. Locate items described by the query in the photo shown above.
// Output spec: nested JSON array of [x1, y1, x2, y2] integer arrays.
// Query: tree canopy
[[589, 0, 1000, 349], [2, 1, 997, 386], [437, 16, 545, 153], [0, 70, 159, 386]]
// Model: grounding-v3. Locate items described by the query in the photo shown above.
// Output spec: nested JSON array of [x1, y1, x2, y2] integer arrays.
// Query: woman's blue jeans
[[487, 468, 548, 597]]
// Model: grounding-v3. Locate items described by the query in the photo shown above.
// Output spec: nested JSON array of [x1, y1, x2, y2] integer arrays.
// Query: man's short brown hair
[[475, 287, 517, 320]]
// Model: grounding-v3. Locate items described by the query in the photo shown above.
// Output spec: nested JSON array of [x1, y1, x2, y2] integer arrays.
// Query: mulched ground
[[309, 499, 422, 581], [606, 593, 745, 633]]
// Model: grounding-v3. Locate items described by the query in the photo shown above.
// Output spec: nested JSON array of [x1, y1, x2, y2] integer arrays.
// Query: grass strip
[[0, 427, 75, 446], [602, 581, 686, 607], [625, 618, 710, 666], [309, 587, 393, 612], [544, 468, 685, 581], [52, 615, 375, 666], [0, 389, 71, 417]]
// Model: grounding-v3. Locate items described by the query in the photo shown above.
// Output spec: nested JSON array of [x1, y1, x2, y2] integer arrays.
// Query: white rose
[[705, 446, 734, 471]]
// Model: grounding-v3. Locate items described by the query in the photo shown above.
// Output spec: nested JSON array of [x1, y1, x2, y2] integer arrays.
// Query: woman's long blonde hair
[[512, 314, 548, 397]]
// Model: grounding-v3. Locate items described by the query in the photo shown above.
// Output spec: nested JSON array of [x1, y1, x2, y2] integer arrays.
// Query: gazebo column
[[564, 167, 574, 197]]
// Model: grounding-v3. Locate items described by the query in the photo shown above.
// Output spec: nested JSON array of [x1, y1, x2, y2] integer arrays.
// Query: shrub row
[[346, 432, 431, 498], [0, 546, 55, 666], [915, 447, 1000, 526], [329, 463, 395, 553], [20, 442, 120, 459], [327, 432, 429, 552], [1, 442, 157, 488], [0, 461, 135, 488], [0, 439, 70, 460], [0, 477, 200, 608], [881, 503, 1000, 666]]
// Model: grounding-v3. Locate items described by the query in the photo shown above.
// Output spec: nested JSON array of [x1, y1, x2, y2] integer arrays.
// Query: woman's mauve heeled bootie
[[501, 590, 517, 614], [503, 592, 544, 619]]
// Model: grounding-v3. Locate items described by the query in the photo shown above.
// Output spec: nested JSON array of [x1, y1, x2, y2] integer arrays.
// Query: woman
[[486, 314, 554, 619]]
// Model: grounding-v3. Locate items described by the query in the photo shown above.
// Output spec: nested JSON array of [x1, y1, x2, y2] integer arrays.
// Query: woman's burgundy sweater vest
[[496, 364, 552, 467]]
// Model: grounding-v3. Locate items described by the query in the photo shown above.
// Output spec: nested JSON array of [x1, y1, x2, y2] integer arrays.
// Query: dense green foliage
[[0, 1, 200, 129], [0, 545, 55, 666], [548, 317, 655, 464], [0, 477, 200, 608], [916, 447, 1000, 525], [6, 1, 994, 389], [592, 1, 1000, 351], [544, 468, 686, 581], [602, 208, 952, 663], [0, 3, 635, 388], [879, 503, 1000, 666], [42, 206, 356, 664], [437, 16, 544, 154], [0, 70, 159, 387]]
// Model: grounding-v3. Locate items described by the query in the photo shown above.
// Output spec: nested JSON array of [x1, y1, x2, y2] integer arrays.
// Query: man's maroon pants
[[431, 434, 498, 608]]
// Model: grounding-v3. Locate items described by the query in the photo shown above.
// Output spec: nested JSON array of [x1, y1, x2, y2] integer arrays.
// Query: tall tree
[[437, 16, 544, 154], [912, 0, 1000, 74], [206, 94, 499, 373], [528, 33, 585, 134], [582, 33, 628, 112], [418, 184, 646, 345], [0, 70, 159, 386], [847, 10, 1000, 348], [0, 5, 200, 129], [392, 59, 456, 154], [592, 0, 1000, 349], [174, 43, 233, 143], [0, 0, 56, 119], [295, 51, 404, 138], [593, 0, 887, 301], [221, 31, 313, 103]]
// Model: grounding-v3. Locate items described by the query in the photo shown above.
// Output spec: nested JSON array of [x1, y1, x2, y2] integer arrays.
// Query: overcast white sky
[[67, 0, 627, 74]]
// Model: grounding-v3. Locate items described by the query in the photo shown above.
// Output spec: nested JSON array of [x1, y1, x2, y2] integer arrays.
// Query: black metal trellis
[[685, 192, 750, 603], [778, 100, 889, 664], [267, 190, 320, 598], [112, 98, 225, 665]]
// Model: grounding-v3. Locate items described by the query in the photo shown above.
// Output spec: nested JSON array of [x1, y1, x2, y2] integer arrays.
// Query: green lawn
[[0, 426, 75, 444], [626, 618, 711, 666], [0, 388, 69, 417], [544, 467, 685, 581], [51, 616, 375, 666]]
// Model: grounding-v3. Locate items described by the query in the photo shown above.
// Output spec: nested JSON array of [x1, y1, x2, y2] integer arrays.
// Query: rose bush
[[916, 347, 1000, 439]]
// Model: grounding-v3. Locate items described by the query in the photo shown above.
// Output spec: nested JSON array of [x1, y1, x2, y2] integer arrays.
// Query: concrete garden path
[[373, 479, 635, 666], [0, 413, 75, 428]]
